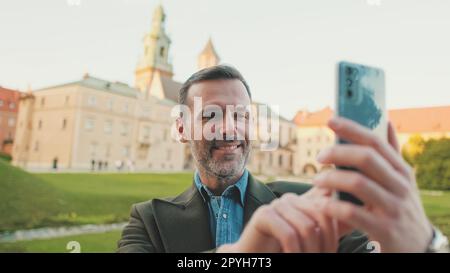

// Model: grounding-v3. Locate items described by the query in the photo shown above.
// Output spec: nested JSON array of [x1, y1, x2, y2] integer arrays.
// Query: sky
[[1, 0, 449, 119]]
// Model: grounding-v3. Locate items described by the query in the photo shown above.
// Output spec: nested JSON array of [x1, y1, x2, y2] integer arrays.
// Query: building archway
[[302, 163, 317, 176], [52, 157, 58, 170]]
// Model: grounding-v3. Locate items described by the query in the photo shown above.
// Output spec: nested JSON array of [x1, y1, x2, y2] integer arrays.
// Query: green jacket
[[117, 173, 371, 253]]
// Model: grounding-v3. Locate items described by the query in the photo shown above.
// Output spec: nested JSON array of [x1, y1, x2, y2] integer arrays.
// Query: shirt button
[[222, 213, 227, 219]]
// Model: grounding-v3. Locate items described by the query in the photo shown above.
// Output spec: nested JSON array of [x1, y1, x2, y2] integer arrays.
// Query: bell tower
[[135, 5, 173, 93]]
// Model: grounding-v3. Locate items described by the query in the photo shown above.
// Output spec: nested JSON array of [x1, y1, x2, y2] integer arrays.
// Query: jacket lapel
[[152, 173, 277, 252], [152, 184, 214, 253], [243, 174, 278, 226]]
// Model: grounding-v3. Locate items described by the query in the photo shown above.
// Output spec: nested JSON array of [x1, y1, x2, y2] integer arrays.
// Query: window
[[62, 119, 67, 130], [105, 144, 111, 157], [279, 154, 283, 166], [107, 99, 113, 111], [307, 150, 311, 157], [0, 99, 3, 107], [121, 122, 128, 136], [122, 146, 130, 157], [87, 95, 96, 107], [41, 97, 45, 107], [160, 47, 165, 57], [8, 117, 15, 127], [9, 102, 15, 109], [143, 126, 150, 139], [104, 120, 113, 134], [163, 129, 168, 140], [38, 120, 43, 130], [316, 136, 321, 142], [65, 96, 69, 105], [85, 118, 94, 131], [89, 142, 97, 156], [166, 149, 171, 160], [34, 141, 39, 152], [123, 103, 129, 113]]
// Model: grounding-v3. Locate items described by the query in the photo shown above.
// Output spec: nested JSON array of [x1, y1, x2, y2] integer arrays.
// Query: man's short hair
[[179, 65, 252, 105]]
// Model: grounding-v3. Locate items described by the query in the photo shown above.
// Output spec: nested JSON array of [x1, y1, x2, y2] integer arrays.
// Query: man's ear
[[176, 117, 188, 143]]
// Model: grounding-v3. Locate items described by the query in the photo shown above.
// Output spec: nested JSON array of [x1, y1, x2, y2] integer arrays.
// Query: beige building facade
[[12, 76, 183, 171]]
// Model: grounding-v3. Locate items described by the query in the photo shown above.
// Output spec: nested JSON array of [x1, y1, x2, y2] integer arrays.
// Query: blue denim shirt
[[194, 169, 248, 248]]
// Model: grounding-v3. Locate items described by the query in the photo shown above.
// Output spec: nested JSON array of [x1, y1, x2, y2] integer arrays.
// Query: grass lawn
[[1, 159, 449, 252], [420, 191, 450, 239], [0, 158, 193, 232]]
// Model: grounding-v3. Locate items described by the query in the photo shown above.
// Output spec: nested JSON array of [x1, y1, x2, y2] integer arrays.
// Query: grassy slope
[[34, 172, 193, 226], [0, 159, 194, 232], [0, 159, 64, 231]]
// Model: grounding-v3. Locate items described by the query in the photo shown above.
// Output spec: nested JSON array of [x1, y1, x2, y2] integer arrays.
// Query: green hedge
[[415, 138, 450, 190]]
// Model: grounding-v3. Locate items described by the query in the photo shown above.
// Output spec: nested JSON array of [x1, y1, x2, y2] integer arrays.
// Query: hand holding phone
[[336, 61, 387, 205]]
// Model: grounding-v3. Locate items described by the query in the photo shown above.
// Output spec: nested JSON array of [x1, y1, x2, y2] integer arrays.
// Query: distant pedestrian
[[115, 160, 122, 172]]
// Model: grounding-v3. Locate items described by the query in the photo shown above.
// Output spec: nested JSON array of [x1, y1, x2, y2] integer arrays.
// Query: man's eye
[[202, 112, 216, 120], [234, 112, 249, 120]]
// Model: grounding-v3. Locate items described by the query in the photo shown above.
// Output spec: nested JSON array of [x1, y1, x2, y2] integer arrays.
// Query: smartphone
[[336, 61, 387, 205]]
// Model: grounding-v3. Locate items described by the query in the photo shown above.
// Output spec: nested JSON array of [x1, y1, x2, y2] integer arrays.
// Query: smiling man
[[117, 65, 448, 253]]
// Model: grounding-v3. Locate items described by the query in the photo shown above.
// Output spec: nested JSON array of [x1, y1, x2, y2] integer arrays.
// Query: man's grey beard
[[191, 140, 250, 184]]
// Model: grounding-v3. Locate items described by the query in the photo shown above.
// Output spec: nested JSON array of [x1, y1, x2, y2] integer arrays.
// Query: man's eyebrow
[[196, 107, 223, 119]]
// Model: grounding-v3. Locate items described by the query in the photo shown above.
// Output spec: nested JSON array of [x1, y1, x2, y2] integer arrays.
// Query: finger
[[338, 221, 353, 238], [387, 121, 400, 153], [292, 197, 339, 253], [328, 117, 411, 179], [304, 185, 334, 198], [254, 205, 301, 253], [321, 200, 384, 239], [273, 198, 320, 253], [313, 169, 399, 216], [317, 144, 409, 197]]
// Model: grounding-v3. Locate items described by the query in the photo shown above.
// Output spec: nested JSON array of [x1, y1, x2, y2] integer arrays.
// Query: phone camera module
[[346, 89, 353, 98], [345, 67, 353, 76]]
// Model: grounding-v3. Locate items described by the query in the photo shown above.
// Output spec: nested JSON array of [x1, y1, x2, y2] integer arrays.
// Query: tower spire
[[135, 4, 173, 93], [198, 37, 220, 70]]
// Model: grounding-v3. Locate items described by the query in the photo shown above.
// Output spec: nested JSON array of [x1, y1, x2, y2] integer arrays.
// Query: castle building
[[11, 5, 299, 175], [0, 86, 21, 155]]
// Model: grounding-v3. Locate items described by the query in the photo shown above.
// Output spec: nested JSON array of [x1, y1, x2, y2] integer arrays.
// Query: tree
[[415, 138, 450, 190], [402, 134, 425, 166]]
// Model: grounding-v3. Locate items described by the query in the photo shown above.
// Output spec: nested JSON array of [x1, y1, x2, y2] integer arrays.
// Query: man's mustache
[[209, 139, 246, 149]]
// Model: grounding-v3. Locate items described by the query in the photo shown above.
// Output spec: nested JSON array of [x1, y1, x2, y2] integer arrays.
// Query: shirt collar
[[194, 169, 249, 206]]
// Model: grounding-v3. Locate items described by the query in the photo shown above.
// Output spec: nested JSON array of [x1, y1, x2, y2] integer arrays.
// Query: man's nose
[[217, 115, 237, 140]]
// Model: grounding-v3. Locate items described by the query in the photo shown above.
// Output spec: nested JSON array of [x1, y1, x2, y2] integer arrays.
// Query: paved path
[[0, 222, 127, 243]]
